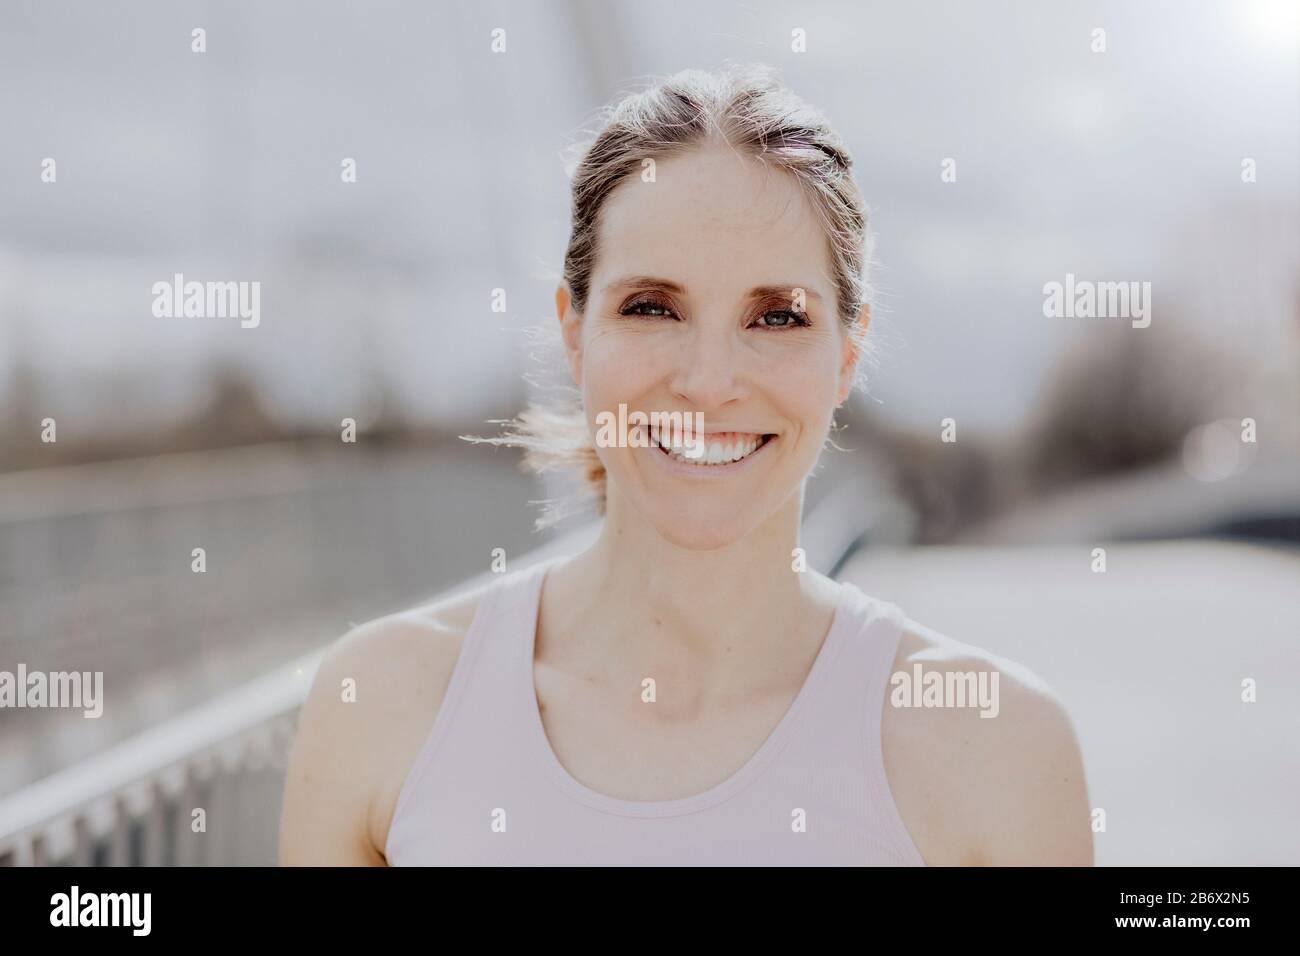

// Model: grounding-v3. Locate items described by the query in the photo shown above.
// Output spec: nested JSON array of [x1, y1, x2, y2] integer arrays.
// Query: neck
[[549, 483, 830, 668]]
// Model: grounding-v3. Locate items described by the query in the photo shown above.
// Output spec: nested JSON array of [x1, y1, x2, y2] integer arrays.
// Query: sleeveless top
[[384, 558, 926, 866]]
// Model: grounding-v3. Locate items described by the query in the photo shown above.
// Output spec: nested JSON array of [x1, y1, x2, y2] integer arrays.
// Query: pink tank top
[[384, 558, 926, 866]]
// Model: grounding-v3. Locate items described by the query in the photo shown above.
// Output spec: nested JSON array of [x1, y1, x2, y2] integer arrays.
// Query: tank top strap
[[440, 557, 554, 666], [384, 557, 555, 844], [836, 581, 907, 688], [820, 580, 924, 866], [493, 558, 552, 640], [791, 579, 906, 743]]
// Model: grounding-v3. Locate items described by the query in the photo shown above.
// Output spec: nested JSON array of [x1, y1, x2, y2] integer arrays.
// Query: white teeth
[[649, 427, 766, 466]]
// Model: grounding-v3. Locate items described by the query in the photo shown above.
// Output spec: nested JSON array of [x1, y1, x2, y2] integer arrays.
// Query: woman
[[279, 66, 1093, 866]]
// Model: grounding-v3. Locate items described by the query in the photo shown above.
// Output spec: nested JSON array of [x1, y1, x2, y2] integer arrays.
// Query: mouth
[[647, 425, 776, 467]]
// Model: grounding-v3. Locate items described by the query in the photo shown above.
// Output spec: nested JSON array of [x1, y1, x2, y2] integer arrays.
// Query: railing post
[[174, 764, 198, 867], [109, 795, 130, 866], [72, 814, 93, 866], [145, 781, 167, 866]]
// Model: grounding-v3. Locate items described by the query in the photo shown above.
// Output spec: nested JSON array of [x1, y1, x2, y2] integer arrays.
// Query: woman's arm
[[884, 625, 1095, 866], [963, 673, 1093, 865], [279, 598, 478, 865], [279, 622, 395, 865]]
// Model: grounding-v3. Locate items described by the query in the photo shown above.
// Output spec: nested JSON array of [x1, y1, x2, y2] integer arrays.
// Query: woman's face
[[560, 143, 862, 551]]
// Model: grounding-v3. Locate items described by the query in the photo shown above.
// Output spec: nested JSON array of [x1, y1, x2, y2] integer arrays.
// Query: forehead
[[592, 144, 835, 299]]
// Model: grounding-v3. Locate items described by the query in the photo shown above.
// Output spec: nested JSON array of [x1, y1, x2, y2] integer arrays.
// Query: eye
[[619, 296, 679, 319], [752, 308, 810, 330]]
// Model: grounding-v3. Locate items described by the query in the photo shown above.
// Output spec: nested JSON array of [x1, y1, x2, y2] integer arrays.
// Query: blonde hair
[[474, 64, 876, 528]]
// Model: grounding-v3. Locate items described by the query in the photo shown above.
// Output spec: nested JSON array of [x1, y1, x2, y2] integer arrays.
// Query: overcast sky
[[1, 0, 1296, 435]]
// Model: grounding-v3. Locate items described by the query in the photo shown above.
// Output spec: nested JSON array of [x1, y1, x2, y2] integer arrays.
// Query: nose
[[667, 321, 750, 411]]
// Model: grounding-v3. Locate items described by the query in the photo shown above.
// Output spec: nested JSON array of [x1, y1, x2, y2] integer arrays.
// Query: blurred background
[[0, 0, 1296, 866]]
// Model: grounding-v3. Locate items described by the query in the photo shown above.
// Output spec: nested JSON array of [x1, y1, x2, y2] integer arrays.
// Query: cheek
[[580, 326, 675, 405], [750, 335, 843, 422]]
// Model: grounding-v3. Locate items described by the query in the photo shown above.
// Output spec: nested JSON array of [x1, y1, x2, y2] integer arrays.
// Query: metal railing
[[0, 653, 312, 866]]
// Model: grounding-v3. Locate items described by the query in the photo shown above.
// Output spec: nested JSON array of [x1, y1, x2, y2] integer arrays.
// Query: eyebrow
[[601, 276, 823, 301]]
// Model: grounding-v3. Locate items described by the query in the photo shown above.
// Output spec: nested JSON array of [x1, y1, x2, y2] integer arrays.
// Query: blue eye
[[754, 309, 809, 329], [620, 298, 678, 319]]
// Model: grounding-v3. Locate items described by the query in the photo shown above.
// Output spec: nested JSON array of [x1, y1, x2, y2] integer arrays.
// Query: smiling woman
[[279, 64, 1094, 867]]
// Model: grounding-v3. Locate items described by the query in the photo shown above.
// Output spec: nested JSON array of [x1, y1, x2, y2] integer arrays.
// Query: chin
[[635, 478, 786, 551], [602, 437, 809, 550]]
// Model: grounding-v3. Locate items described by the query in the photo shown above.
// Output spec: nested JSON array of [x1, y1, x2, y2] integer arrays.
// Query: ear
[[556, 283, 583, 386], [836, 302, 870, 405]]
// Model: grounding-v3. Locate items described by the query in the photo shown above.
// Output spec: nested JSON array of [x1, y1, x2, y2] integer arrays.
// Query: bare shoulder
[[278, 579, 491, 865], [881, 618, 1094, 866]]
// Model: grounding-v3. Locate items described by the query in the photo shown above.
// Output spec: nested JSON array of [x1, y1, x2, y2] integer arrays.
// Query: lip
[[643, 432, 777, 478]]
